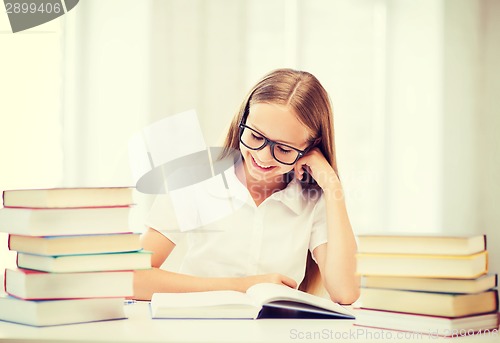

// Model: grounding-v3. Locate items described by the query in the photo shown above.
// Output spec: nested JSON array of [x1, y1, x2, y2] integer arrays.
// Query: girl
[[134, 68, 360, 304]]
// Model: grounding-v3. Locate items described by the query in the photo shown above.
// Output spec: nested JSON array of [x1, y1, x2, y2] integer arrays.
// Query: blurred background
[[1, 0, 499, 276]]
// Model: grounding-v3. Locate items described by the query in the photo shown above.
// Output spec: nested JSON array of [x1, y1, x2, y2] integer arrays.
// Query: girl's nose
[[255, 145, 274, 163]]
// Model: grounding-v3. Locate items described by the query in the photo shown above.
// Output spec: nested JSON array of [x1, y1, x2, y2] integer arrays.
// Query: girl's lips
[[251, 155, 276, 172]]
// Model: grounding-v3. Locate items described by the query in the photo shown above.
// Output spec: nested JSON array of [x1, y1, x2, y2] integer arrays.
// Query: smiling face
[[240, 102, 313, 184]]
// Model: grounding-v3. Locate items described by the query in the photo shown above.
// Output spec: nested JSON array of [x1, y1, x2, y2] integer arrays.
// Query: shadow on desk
[[258, 306, 354, 319]]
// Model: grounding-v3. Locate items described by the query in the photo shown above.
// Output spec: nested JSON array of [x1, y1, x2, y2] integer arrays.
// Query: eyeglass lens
[[240, 126, 300, 165]]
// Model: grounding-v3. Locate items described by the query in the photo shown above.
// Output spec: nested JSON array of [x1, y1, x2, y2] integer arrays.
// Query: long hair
[[222, 68, 338, 294]]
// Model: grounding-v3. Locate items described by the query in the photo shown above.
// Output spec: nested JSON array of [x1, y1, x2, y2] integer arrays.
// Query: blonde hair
[[223, 68, 338, 294]]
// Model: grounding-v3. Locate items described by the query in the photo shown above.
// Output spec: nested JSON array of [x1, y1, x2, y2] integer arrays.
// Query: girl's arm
[[312, 187, 360, 304], [134, 227, 297, 300], [295, 150, 360, 305]]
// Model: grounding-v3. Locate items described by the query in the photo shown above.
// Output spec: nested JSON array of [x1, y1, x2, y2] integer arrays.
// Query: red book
[[354, 308, 500, 337]]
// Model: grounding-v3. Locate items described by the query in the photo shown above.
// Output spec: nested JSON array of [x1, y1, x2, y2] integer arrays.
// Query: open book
[[150, 283, 355, 319]]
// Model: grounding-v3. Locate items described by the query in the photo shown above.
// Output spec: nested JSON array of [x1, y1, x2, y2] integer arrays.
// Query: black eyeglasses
[[239, 123, 309, 165]]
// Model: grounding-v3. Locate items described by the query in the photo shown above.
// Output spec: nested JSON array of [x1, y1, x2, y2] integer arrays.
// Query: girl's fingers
[[281, 275, 298, 289]]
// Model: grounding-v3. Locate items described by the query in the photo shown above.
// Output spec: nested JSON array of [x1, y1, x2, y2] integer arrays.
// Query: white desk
[[0, 302, 497, 343]]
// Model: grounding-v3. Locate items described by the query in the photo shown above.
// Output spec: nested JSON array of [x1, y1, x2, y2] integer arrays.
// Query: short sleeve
[[144, 194, 184, 245], [309, 194, 328, 254]]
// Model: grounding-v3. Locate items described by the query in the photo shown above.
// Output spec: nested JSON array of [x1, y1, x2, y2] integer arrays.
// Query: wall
[[0, 15, 63, 275], [1, 0, 499, 277], [475, 0, 500, 278], [440, 0, 500, 278], [383, 0, 444, 232]]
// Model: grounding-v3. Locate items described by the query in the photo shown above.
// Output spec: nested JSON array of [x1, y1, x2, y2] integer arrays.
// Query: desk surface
[[0, 302, 497, 343]]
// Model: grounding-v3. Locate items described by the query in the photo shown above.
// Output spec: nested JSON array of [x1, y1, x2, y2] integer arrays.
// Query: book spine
[[3, 205, 133, 210], [5, 293, 129, 301], [494, 289, 499, 312], [485, 251, 489, 274]]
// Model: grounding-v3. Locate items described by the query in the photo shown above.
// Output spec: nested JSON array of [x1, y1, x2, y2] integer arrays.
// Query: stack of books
[[0, 187, 151, 327], [354, 233, 499, 337]]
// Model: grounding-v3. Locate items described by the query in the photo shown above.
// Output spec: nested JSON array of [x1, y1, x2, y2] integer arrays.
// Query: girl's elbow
[[329, 286, 360, 305], [337, 288, 360, 305]]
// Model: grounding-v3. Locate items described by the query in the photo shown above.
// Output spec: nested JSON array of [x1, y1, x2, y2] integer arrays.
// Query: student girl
[[134, 68, 360, 304]]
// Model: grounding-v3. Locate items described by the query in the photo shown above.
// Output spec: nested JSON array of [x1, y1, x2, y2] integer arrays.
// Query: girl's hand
[[237, 273, 297, 292], [294, 148, 340, 191]]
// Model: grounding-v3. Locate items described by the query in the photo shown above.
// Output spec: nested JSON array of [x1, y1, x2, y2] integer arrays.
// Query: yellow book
[[361, 274, 497, 293], [356, 251, 488, 279], [356, 234, 486, 255]]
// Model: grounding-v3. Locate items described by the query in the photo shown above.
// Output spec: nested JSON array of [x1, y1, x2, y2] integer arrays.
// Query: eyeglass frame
[[238, 123, 315, 165]]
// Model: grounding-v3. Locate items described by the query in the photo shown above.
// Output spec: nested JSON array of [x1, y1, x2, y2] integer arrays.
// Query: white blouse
[[145, 164, 328, 286]]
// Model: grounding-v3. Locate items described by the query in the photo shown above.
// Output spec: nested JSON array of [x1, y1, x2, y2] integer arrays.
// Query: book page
[[152, 290, 256, 309], [150, 290, 261, 319]]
